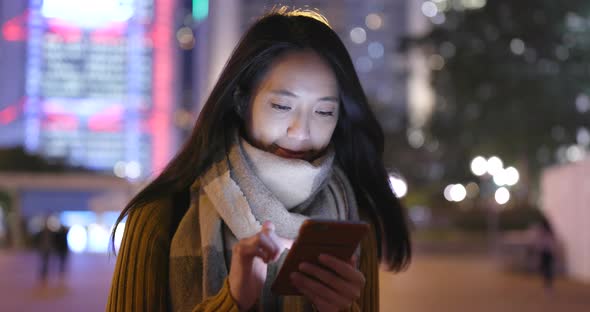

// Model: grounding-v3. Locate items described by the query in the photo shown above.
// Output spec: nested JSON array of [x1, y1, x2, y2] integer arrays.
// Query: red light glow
[[0, 97, 25, 125], [151, 0, 175, 175], [87, 105, 124, 132], [1, 10, 28, 41]]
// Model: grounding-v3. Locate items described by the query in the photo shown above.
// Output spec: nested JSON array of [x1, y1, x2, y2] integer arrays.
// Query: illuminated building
[[0, 0, 178, 178], [1, 0, 180, 250]]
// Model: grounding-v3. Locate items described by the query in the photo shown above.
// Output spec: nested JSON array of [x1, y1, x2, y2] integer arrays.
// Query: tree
[[407, 0, 590, 200]]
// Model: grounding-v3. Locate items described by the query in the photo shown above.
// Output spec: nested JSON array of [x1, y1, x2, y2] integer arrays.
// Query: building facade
[[0, 0, 179, 179]]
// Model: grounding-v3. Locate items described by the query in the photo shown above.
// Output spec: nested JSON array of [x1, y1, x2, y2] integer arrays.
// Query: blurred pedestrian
[[54, 224, 70, 279], [107, 7, 412, 312], [37, 218, 53, 284], [532, 215, 557, 291]]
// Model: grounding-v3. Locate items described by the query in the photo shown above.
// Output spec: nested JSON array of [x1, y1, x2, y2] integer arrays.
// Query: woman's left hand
[[290, 254, 365, 312]]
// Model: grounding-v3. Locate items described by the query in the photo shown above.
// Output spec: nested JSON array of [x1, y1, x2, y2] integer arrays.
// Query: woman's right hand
[[228, 221, 282, 311]]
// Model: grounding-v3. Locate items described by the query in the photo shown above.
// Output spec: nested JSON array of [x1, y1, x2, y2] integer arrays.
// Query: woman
[[107, 8, 411, 312]]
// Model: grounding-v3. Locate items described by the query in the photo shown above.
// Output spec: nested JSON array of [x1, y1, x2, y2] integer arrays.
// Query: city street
[[1, 1, 589, 312], [1, 250, 589, 311]]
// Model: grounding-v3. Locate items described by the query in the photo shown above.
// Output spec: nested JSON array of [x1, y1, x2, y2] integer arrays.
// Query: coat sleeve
[[106, 201, 172, 311], [106, 200, 241, 312], [190, 278, 240, 312]]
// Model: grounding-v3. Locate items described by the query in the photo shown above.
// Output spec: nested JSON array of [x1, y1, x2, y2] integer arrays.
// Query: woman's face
[[244, 51, 339, 161]]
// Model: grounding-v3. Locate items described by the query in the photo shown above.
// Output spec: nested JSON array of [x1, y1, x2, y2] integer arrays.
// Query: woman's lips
[[273, 147, 310, 159]]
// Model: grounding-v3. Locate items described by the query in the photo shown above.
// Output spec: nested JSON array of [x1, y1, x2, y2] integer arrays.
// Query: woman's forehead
[[256, 51, 339, 98]]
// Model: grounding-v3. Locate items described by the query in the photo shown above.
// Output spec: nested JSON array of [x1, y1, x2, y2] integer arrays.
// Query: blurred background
[[0, 0, 589, 311]]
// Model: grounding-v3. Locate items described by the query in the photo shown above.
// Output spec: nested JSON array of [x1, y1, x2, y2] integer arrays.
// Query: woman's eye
[[316, 110, 334, 117], [271, 103, 291, 111]]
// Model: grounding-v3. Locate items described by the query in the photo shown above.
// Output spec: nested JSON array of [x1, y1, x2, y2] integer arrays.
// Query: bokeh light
[[408, 128, 425, 148], [176, 26, 195, 50], [368, 42, 384, 59], [87, 223, 110, 253], [576, 94, 590, 113], [445, 184, 467, 202], [494, 187, 510, 205], [429, 54, 445, 70], [125, 161, 141, 179], [450, 184, 467, 202], [503, 167, 520, 186], [355, 56, 373, 72], [470, 156, 487, 176], [465, 182, 480, 198], [486, 156, 504, 176], [462, 0, 487, 10], [47, 215, 61, 232], [510, 38, 525, 55], [67, 224, 88, 253], [365, 13, 383, 30], [566, 145, 586, 162], [113, 161, 126, 178], [577, 127, 590, 146], [431, 13, 446, 25], [389, 175, 408, 198], [421, 1, 439, 18], [350, 27, 366, 44]]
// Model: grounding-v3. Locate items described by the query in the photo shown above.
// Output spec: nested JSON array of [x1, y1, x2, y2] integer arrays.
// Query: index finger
[[262, 221, 275, 232]]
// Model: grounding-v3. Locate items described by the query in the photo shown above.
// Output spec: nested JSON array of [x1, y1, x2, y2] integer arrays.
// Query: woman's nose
[[287, 114, 311, 141]]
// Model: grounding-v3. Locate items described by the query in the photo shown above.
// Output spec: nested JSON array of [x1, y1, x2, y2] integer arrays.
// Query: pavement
[[381, 253, 590, 312], [1, 250, 589, 311], [0, 251, 115, 312]]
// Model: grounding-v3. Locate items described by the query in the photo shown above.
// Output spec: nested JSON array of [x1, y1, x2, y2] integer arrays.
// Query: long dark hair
[[111, 8, 411, 271]]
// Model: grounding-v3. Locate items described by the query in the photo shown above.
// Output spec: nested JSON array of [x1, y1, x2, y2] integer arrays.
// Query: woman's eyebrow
[[317, 96, 339, 103], [270, 89, 339, 103]]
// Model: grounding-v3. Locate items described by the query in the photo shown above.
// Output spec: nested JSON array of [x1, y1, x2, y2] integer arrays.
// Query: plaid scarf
[[169, 134, 358, 311]]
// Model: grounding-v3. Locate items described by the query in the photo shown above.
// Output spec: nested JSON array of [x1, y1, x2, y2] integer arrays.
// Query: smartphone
[[271, 219, 370, 296]]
